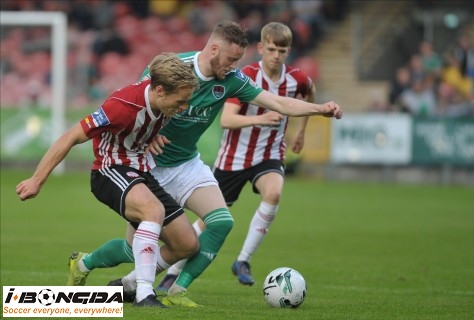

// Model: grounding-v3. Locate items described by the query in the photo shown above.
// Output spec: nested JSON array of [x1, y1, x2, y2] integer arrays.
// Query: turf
[[1, 169, 473, 319]]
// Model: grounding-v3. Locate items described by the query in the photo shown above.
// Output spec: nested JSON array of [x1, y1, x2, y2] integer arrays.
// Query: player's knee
[[176, 240, 199, 260], [263, 191, 281, 205], [187, 235, 200, 257], [205, 209, 234, 236]]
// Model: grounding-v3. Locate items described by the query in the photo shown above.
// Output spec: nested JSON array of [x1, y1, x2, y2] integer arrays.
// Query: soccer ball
[[263, 267, 306, 308], [37, 289, 56, 306]]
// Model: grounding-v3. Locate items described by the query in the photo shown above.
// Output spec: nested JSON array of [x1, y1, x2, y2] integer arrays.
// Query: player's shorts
[[90, 165, 184, 229], [213, 159, 285, 206], [150, 154, 218, 207]]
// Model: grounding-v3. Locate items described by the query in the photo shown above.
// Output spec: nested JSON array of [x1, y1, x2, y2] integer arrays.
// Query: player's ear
[[211, 43, 219, 56], [155, 85, 165, 97]]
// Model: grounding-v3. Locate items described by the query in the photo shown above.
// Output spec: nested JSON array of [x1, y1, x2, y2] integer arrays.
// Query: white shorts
[[150, 154, 218, 207]]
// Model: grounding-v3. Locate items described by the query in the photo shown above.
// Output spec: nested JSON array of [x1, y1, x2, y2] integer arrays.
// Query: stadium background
[[1, 0, 473, 185]]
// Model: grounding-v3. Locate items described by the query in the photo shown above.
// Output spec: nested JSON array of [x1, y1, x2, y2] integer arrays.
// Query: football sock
[[175, 208, 234, 289], [82, 239, 133, 270], [133, 221, 161, 302], [237, 201, 278, 262], [121, 270, 137, 293], [155, 250, 171, 274], [122, 246, 169, 292], [166, 219, 203, 276]]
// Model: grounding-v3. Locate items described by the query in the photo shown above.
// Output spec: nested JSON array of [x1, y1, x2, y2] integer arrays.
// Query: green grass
[[1, 169, 473, 319]]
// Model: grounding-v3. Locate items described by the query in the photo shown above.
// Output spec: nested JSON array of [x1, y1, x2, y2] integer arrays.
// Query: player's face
[[258, 40, 290, 73], [210, 42, 245, 80], [158, 87, 194, 117]]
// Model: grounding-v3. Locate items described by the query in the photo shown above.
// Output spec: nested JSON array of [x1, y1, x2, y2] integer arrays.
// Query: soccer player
[[15, 53, 200, 308], [71, 20, 342, 307], [156, 22, 315, 288]]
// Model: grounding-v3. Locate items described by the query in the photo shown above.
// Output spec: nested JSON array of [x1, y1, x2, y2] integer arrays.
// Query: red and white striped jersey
[[214, 61, 312, 171], [80, 80, 164, 172]]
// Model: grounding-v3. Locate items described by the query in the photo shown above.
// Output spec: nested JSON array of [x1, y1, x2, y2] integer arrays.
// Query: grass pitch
[[1, 169, 473, 319]]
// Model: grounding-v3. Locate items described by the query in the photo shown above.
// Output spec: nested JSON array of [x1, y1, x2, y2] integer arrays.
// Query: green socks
[[176, 208, 234, 288], [82, 238, 133, 270]]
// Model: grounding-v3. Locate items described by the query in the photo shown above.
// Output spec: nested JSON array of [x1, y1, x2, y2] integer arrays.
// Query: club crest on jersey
[[212, 85, 225, 99], [91, 107, 110, 127], [126, 171, 140, 178]]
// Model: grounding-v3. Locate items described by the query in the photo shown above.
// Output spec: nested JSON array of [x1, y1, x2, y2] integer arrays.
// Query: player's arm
[[16, 123, 89, 201], [250, 89, 343, 119], [290, 83, 316, 153], [221, 99, 284, 129]]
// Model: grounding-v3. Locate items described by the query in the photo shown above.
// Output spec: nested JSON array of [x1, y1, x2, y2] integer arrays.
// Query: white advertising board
[[331, 114, 412, 164]]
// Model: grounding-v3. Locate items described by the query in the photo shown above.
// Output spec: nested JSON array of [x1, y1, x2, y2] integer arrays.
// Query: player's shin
[[238, 201, 278, 261], [133, 221, 161, 302], [175, 208, 234, 289]]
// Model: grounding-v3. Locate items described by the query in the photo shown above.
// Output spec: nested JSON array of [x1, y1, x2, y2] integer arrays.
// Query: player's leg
[[233, 161, 285, 285], [87, 167, 168, 306], [156, 219, 204, 292], [116, 212, 200, 298], [122, 181, 165, 305], [161, 157, 234, 306], [113, 188, 230, 307], [107, 157, 233, 307]]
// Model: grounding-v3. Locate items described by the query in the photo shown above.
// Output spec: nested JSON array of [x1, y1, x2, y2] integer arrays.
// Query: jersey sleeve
[[80, 98, 133, 138], [232, 69, 263, 102]]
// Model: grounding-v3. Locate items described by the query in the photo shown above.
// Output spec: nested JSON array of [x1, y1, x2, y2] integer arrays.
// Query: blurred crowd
[[1, 0, 347, 108], [370, 31, 474, 118], [7, 0, 471, 119]]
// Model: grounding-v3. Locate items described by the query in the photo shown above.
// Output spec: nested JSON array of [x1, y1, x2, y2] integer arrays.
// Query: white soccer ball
[[263, 267, 306, 308]]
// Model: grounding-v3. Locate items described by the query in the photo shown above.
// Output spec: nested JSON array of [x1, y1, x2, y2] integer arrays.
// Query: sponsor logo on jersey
[[91, 107, 110, 128], [212, 85, 225, 99], [235, 69, 247, 81]]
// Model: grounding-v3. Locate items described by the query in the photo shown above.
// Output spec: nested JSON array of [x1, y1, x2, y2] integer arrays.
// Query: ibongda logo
[[5, 287, 123, 305], [3, 286, 123, 318]]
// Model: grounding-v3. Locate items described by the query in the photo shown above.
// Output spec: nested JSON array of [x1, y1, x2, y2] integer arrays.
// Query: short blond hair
[[148, 53, 199, 93], [261, 22, 293, 47]]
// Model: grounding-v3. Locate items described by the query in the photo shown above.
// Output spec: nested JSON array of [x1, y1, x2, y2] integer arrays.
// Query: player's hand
[[320, 101, 343, 119], [16, 178, 41, 201], [260, 111, 284, 126], [146, 134, 171, 155], [291, 132, 305, 153]]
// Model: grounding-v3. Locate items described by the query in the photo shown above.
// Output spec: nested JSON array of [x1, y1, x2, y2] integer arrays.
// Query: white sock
[[237, 202, 277, 262], [155, 248, 171, 274], [168, 283, 186, 296], [78, 256, 90, 273], [133, 221, 161, 302], [121, 270, 137, 293], [166, 220, 203, 276]]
